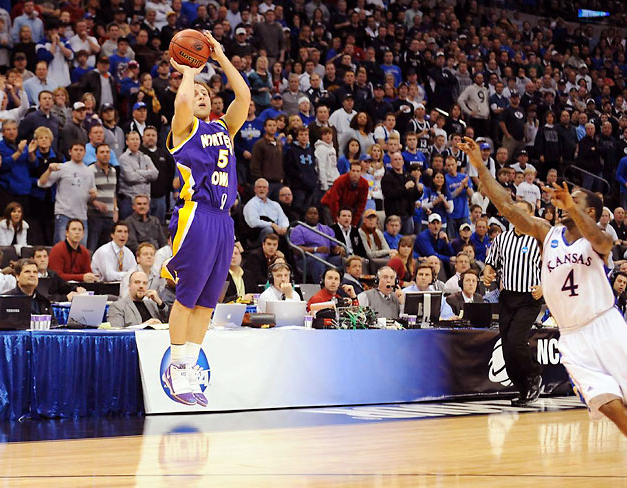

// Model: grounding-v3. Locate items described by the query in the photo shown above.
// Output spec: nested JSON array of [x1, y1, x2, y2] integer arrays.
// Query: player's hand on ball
[[170, 58, 205, 75], [202, 30, 223, 60]]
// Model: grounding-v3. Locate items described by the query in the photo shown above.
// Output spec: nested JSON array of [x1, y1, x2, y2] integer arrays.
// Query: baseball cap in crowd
[[235, 27, 246, 35], [128, 60, 139, 68], [427, 37, 436, 44], [460, 223, 472, 231], [272, 93, 282, 100], [459, 34, 467, 39], [166, 11, 177, 18], [363, 209, 378, 219], [115, 7, 125, 13], [298, 96, 310, 105], [416, 103, 425, 110], [436, 51, 445, 57], [14, 52, 26, 60], [73, 102, 86, 110], [518, 149, 528, 156], [558, 79, 566, 84], [84, 12, 94, 20], [480, 143, 491, 150], [374, 84, 384, 90], [100, 103, 115, 111], [428, 213, 442, 223], [343, 93, 354, 101], [133, 102, 147, 111], [360, 154, 372, 161], [586, 98, 596, 105], [312, 22, 325, 30]]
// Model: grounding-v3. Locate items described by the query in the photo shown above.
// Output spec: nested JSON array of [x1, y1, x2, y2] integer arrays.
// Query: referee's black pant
[[499, 290, 542, 392]]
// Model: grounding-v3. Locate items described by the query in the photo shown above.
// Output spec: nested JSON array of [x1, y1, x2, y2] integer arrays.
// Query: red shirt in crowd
[[320, 173, 368, 227], [48, 240, 93, 281], [307, 288, 358, 311]]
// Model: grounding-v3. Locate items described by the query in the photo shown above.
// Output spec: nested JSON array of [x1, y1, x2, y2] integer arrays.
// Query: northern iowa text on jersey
[[200, 132, 234, 154]]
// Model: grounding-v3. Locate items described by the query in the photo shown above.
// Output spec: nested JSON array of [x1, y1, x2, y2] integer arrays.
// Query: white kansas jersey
[[541, 225, 614, 332]]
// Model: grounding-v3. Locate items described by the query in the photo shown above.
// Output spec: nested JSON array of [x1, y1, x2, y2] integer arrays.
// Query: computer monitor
[[402, 291, 442, 327], [0, 295, 32, 330], [462, 302, 492, 328]]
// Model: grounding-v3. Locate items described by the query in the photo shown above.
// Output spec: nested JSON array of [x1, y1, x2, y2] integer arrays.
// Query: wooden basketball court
[[0, 400, 625, 487]]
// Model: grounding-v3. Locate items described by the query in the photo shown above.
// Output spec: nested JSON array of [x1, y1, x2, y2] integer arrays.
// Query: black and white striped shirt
[[485, 229, 541, 293]]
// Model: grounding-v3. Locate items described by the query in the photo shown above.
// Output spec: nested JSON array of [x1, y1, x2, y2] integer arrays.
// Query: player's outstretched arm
[[458, 137, 550, 243], [170, 59, 204, 143], [544, 182, 613, 258], [204, 31, 251, 140]]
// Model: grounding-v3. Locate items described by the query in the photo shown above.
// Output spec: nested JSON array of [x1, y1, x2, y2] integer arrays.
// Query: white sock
[[170, 344, 186, 366], [185, 341, 201, 367]]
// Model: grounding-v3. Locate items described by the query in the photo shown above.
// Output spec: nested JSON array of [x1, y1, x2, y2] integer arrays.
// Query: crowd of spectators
[[2, 0, 627, 325]]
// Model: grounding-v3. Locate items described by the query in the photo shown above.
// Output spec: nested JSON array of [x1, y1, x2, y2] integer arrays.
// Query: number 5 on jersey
[[561, 269, 579, 297], [217, 149, 229, 168]]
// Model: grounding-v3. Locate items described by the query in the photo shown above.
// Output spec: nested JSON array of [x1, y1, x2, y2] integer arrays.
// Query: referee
[[484, 200, 543, 406]]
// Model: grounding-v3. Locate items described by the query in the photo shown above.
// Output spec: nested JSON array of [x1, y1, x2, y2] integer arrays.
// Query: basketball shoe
[[187, 364, 208, 407], [162, 363, 197, 405]]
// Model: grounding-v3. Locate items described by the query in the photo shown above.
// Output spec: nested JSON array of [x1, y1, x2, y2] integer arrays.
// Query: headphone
[[267, 262, 293, 286], [459, 270, 478, 290], [320, 267, 344, 289]]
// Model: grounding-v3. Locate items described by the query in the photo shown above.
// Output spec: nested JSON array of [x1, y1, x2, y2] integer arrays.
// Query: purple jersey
[[167, 117, 237, 211]]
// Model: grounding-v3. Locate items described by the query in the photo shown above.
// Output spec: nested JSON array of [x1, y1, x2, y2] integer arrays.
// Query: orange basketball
[[169, 29, 212, 68]]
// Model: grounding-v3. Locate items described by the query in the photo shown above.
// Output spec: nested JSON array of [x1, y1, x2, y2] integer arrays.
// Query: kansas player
[[162, 31, 250, 406], [458, 137, 627, 437]]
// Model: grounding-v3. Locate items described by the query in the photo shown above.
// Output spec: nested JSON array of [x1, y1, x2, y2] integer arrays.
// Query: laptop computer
[[67, 295, 108, 327], [462, 302, 493, 328], [211, 303, 247, 328], [266, 301, 307, 327], [0, 295, 32, 330]]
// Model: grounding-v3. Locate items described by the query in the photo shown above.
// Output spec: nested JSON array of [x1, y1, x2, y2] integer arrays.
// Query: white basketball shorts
[[558, 307, 627, 420]]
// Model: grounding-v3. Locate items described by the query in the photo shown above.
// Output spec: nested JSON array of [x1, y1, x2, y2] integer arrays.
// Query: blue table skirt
[[0, 332, 31, 421], [0, 331, 143, 420]]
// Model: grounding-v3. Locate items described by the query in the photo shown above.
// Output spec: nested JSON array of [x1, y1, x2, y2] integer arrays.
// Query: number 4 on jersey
[[561, 269, 579, 297]]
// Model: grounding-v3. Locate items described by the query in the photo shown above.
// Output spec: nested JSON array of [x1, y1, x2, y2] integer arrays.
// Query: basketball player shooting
[[458, 137, 627, 437], [161, 31, 250, 406]]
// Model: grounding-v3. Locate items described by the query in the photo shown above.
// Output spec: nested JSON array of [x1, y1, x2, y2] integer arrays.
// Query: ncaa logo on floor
[[159, 348, 211, 402]]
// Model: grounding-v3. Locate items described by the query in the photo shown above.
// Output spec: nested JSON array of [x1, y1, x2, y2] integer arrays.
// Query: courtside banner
[[136, 328, 569, 414]]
